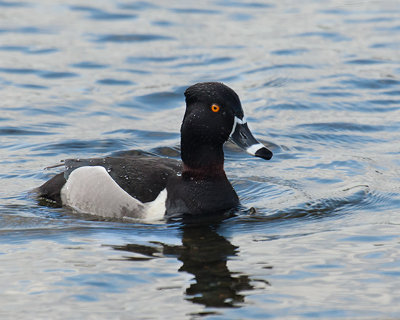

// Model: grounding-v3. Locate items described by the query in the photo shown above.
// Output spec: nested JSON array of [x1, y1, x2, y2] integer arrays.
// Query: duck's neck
[[181, 140, 226, 179]]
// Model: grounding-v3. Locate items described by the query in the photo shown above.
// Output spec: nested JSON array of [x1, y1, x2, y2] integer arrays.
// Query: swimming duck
[[37, 82, 273, 220]]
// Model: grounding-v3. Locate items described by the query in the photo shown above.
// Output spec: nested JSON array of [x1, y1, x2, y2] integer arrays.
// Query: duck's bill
[[230, 117, 273, 160]]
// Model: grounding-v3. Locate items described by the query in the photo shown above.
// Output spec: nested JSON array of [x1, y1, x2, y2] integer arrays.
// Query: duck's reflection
[[179, 225, 254, 307], [113, 224, 259, 308]]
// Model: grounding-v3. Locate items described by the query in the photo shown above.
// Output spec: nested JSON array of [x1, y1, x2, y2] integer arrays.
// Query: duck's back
[[38, 155, 182, 206]]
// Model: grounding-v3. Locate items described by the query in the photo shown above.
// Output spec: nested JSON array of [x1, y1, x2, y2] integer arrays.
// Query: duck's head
[[181, 82, 273, 170]]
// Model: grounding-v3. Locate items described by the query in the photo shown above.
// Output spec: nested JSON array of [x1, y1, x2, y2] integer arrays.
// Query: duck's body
[[37, 82, 272, 220]]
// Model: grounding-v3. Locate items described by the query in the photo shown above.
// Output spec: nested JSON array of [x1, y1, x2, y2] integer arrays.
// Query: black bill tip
[[255, 147, 273, 160]]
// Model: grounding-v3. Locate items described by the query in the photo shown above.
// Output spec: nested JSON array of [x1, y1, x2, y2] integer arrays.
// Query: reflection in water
[[179, 225, 254, 307], [113, 224, 265, 308]]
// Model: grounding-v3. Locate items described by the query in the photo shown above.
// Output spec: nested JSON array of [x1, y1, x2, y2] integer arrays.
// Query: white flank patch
[[60, 166, 166, 221], [246, 143, 265, 156]]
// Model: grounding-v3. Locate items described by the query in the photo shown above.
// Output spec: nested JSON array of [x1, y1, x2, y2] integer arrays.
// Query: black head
[[181, 82, 273, 170], [184, 82, 244, 119]]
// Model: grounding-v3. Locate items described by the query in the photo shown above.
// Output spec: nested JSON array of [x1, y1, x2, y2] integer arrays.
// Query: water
[[1, 0, 400, 318]]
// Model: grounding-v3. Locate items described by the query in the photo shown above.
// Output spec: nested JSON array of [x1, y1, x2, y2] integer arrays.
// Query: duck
[[37, 82, 273, 220]]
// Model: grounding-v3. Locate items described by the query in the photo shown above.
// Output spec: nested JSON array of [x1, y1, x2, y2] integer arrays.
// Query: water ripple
[[71, 62, 109, 69], [126, 56, 178, 64], [118, 2, 158, 11], [311, 90, 357, 98], [265, 103, 313, 110], [70, 6, 137, 20], [345, 58, 387, 65], [0, 67, 37, 75], [216, 1, 274, 8], [171, 8, 221, 14], [119, 89, 184, 111], [255, 185, 371, 222], [105, 129, 179, 141], [295, 31, 351, 42], [32, 139, 128, 154], [94, 34, 174, 43], [284, 132, 385, 147], [245, 63, 314, 75], [296, 122, 384, 133], [0, 26, 52, 34], [0, 67, 78, 79], [173, 56, 234, 68], [271, 48, 309, 56], [384, 90, 400, 96], [0, 126, 52, 136], [0, 45, 58, 54], [0, 0, 29, 7], [17, 83, 48, 89], [39, 71, 78, 79], [96, 79, 134, 86], [340, 77, 399, 89]]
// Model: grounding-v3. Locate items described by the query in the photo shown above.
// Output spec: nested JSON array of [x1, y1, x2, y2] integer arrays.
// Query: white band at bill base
[[229, 116, 247, 137], [246, 143, 265, 156]]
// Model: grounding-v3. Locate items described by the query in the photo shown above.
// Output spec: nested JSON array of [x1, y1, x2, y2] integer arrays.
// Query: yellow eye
[[211, 104, 220, 113]]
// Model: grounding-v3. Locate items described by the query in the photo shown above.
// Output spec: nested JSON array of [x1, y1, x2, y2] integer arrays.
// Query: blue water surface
[[0, 0, 400, 319]]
